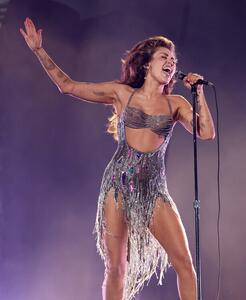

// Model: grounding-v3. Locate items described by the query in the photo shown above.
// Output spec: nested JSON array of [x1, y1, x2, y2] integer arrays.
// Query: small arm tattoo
[[44, 57, 56, 70], [199, 118, 210, 128], [200, 122, 206, 129], [196, 99, 202, 114], [93, 90, 105, 97], [57, 70, 70, 84], [197, 104, 202, 113], [57, 70, 64, 78]]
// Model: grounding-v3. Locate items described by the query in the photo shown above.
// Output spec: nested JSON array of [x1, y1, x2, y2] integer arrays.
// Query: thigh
[[149, 198, 192, 263], [103, 189, 128, 265]]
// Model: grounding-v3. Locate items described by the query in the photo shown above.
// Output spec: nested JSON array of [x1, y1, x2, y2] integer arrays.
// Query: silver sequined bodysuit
[[94, 90, 177, 299]]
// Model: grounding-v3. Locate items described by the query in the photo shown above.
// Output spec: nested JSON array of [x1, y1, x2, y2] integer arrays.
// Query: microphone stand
[[191, 84, 202, 300]]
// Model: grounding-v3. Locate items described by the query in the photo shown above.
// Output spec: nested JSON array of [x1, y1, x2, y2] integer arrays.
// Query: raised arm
[[175, 73, 215, 140], [20, 17, 120, 104]]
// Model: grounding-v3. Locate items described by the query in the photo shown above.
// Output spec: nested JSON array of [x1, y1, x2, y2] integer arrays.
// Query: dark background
[[0, 0, 245, 299]]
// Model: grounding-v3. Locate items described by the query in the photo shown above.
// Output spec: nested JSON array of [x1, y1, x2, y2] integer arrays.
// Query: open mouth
[[162, 67, 172, 75]]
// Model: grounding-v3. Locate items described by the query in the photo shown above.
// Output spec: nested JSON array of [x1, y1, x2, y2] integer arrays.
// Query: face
[[146, 47, 177, 85]]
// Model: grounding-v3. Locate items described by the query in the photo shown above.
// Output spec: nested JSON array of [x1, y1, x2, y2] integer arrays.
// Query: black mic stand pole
[[191, 83, 202, 300]]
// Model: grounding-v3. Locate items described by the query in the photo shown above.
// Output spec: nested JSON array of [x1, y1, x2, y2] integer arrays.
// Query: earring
[[144, 64, 149, 79]]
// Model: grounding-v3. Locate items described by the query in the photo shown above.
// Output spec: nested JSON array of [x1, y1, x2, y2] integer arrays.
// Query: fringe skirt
[[94, 138, 175, 299]]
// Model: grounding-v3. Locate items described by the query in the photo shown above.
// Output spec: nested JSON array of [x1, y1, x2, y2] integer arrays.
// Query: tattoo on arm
[[57, 70, 64, 78], [93, 90, 106, 97], [57, 70, 70, 84], [200, 122, 206, 128], [196, 99, 202, 114], [200, 118, 210, 128], [44, 57, 56, 70], [197, 104, 202, 113]]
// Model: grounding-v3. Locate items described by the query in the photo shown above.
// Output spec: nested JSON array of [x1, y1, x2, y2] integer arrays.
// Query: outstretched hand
[[20, 17, 42, 52]]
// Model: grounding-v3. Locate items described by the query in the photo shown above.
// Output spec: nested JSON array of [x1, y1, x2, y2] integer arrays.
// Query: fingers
[[25, 18, 36, 34], [38, 29, 42, 40], [28, 18, 37, 34], [183, 72, 204, 87], [24, 17, 37, 36], [19, 28, 28, 39], [24, 18, 31, 35]]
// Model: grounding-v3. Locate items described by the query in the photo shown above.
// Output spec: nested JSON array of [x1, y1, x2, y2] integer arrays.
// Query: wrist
[[197, 85, 204, 96], [33, 46, 43, 55]]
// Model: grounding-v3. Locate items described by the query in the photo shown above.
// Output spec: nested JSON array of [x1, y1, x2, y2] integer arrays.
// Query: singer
[[20, 17, 215, 300]]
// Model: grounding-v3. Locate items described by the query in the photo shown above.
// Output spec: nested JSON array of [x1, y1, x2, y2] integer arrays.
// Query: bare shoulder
[[114, 82, 134, 102], [168, 94, 190, 108]]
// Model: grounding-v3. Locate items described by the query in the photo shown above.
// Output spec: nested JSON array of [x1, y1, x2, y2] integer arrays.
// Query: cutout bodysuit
[[94, 90, 177, 299]]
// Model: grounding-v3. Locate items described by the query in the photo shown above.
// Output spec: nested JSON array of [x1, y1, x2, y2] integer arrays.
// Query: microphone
[[175, 70, 214, 86]]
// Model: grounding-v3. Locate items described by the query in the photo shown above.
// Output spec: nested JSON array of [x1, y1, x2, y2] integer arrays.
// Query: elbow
[[199, 132, 216, 140], [211, 132, 216, 140], [58, 87, 66, 94], [59, 78, 73, 95], [60, 85, 70, 95], [198, 125, 216, 140]]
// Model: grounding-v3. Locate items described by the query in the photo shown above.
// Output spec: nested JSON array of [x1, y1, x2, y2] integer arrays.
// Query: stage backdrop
[[0, 0, 245, 299]]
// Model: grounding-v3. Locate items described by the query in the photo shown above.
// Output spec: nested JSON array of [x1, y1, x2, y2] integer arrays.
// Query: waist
[[111, 142, 166, 170], [124, 128, 166, 152]]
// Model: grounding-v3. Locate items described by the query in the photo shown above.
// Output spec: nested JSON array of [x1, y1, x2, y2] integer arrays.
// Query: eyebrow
[[159, 52, 177, 62]]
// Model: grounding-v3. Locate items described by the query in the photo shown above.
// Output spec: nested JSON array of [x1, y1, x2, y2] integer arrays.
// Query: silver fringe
[[94, 110, 176, 299]]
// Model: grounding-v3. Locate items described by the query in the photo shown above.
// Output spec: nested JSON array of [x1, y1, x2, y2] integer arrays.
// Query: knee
[[104, 262, 126, 282], [171, 253, 196, 277]]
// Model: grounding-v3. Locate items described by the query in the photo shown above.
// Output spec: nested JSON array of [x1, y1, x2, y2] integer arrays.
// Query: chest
[[124, 106, 173, 128]]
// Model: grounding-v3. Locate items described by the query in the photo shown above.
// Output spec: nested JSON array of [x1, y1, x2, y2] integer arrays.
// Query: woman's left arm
[[175, 73, 215, 140]]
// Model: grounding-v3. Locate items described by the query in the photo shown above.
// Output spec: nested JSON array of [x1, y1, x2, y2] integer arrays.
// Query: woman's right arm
[[20, 17, 120, 104]]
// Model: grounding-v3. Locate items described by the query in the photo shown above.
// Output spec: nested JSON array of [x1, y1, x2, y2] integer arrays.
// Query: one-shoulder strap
[[126, 89, 137, 107], [166, 96, 174, 120]]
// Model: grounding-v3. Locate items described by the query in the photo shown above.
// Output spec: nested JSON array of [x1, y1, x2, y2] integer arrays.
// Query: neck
[[139, 78, 166, 98]]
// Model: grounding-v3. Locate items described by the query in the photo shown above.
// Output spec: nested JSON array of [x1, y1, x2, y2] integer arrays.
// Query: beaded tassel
[[94, 107, 175, 300]]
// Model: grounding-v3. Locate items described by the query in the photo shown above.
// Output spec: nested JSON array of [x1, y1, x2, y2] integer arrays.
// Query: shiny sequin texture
[[94, 91, 176, 299]]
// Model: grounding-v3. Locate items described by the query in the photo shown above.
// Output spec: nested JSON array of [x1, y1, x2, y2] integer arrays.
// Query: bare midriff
[[124, 126, 165, 153]]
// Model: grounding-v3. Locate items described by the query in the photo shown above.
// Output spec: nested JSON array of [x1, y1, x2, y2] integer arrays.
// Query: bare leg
[[149, 199, 196, 300], [102, 189, 128, 300]]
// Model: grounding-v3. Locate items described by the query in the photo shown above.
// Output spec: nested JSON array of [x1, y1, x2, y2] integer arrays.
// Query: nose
[[168, 59, 175, 67]]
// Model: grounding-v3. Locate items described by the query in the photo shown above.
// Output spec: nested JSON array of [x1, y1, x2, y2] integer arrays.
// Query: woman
[[20, 17, 215, 300]]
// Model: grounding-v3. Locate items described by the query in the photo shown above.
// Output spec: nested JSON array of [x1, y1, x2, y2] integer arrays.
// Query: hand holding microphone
[[175, 71, 214, 87]]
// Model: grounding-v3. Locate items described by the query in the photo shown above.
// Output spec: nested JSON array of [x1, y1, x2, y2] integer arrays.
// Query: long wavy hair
[[107, 36, 177, 140]]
